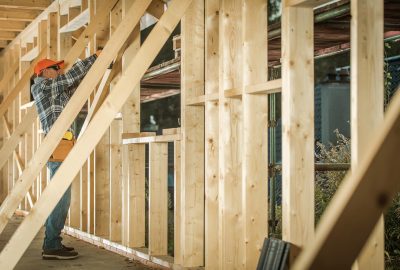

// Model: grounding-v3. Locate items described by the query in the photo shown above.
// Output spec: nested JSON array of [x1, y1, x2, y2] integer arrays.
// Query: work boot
[[42, 247, 79, 260], [62, 244, 75, 251]]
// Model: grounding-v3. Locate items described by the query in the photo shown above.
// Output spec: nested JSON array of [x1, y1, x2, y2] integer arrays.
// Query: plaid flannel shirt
[[31, 54, 97, 134]]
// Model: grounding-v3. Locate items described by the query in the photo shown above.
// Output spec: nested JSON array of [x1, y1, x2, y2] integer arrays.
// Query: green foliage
[[315, 130, 350, 225]]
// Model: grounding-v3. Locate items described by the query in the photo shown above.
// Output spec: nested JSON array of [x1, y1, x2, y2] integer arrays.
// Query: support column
[[149, 142, 168, 255], [181, 0, 205, 267], [242, 0, 269, 268], [351, 0, 384, 269], [121, 0, 141, 247], [281, 2, 315, 257], [218, 0, 244, 269]]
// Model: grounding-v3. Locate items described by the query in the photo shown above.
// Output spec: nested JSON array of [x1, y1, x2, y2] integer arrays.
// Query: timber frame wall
[[0, 0, 398, 269]]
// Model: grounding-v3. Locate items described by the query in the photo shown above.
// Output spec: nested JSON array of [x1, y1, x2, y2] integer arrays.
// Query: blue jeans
[[43, 161, 71, 250]]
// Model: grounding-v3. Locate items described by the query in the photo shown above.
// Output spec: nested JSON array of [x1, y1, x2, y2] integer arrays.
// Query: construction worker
[[31, 50, 101, 260]]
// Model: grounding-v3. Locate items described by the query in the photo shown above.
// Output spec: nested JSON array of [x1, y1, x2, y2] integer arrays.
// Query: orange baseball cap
[[34, 59, 65, 75]]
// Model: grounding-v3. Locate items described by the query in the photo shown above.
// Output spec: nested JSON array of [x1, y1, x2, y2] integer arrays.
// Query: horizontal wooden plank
[[0, 0, 51, 10], [224, 88, 242, 98], [122, 134, 181, 144], [0, 40, 7, 47], [186, 93, 219, 106], [121, 132, 156, 140], [20, 46, 38, 61], [245, 79, 282, 95], [0, 8, 41, 21], [162, 127, 180, 135], [0, 21, 27, 31], [0, 31, 16, 40]]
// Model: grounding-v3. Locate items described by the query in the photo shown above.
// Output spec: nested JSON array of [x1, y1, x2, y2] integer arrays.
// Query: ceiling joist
[[0, 0, 52, 10], [0, 8, 41, 21]]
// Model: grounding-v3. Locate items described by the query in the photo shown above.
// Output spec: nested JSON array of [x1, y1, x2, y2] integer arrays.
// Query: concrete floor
[[0, 216, 155, 270]]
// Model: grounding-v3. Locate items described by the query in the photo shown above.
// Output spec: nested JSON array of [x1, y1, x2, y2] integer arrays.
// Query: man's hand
[[95, 50, 102, 57]]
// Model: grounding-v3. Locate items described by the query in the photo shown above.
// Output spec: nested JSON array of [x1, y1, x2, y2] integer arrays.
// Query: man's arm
[[40, 54, 98, 97]]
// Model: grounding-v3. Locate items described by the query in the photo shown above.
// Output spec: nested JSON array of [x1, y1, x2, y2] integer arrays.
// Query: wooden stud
[[204, 0, 219, 268], [351, 0, 384, 269], [180, 0, 205, 267], [47, 12, 58, 60], [281, 3, 315, 255], [0, 2, 191, 268], [218, 0, 244, 268], [174, 140, 182, 264], [93, 0, 111, 239], [149, 142, 168, 256], [108, 1, 122, 244], [128, 144, 146, 247], [121, 0, 141, 247], [242, 0, 269, 268], [109, 119, 122, 242], [0, 0, 150, 235]]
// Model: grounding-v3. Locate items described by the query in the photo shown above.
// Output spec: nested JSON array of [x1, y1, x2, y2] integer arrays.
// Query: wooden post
[[108, 1, 123, 242], [181, 0, 205, 267], [242, 0, 269, 268], [204, 0, 219, 268], [92, 0, 110, 239], [127, 143, 145, 247], [281, 2, 315, 255], [47, 12, 58, 60], [218, 0, 244, 268], [149, 142, 168, 255], [121, 0, 142, 247], [174, 140, 182, 263], [0, 2, 191, 268], [351, 0, 384, 269]]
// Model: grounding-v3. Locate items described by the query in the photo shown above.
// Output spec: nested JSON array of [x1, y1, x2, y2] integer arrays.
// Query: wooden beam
[[0, 40, 7, 47], [121, 0, 141, 247], [47, 12, 58, 60], [0, 0, 52, 10], [281, 4, 315, 255], [242, 0, 269, 268], [0, 0, 146, 235], [146, 0, 164, 19], [122, 134, 180, 144], [0, 1, 191, 268], [350, 0, 384, 269], [0, 8, 41, 21], [218, 0, 243, 268], [0, 31, 17, 40], [204, 0, 219, 268], [108, 2, 122, 243], [0, 21, 27, 32], [245, 79, 282, 95], [180, 0, 205, 267], [173, 140, 182, 263], [292, 72, 400, 270], [148, 142, 168, 255]]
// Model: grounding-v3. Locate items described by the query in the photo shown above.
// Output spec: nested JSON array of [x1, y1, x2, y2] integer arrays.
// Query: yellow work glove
[[63, 131, 74, 141]]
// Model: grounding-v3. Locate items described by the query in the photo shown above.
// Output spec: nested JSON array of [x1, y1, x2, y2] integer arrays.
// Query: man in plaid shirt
[[31, 51, 100, 260]]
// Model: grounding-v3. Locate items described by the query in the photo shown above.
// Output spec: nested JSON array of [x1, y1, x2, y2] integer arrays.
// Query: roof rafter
[[0, 0, 51, 10]]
